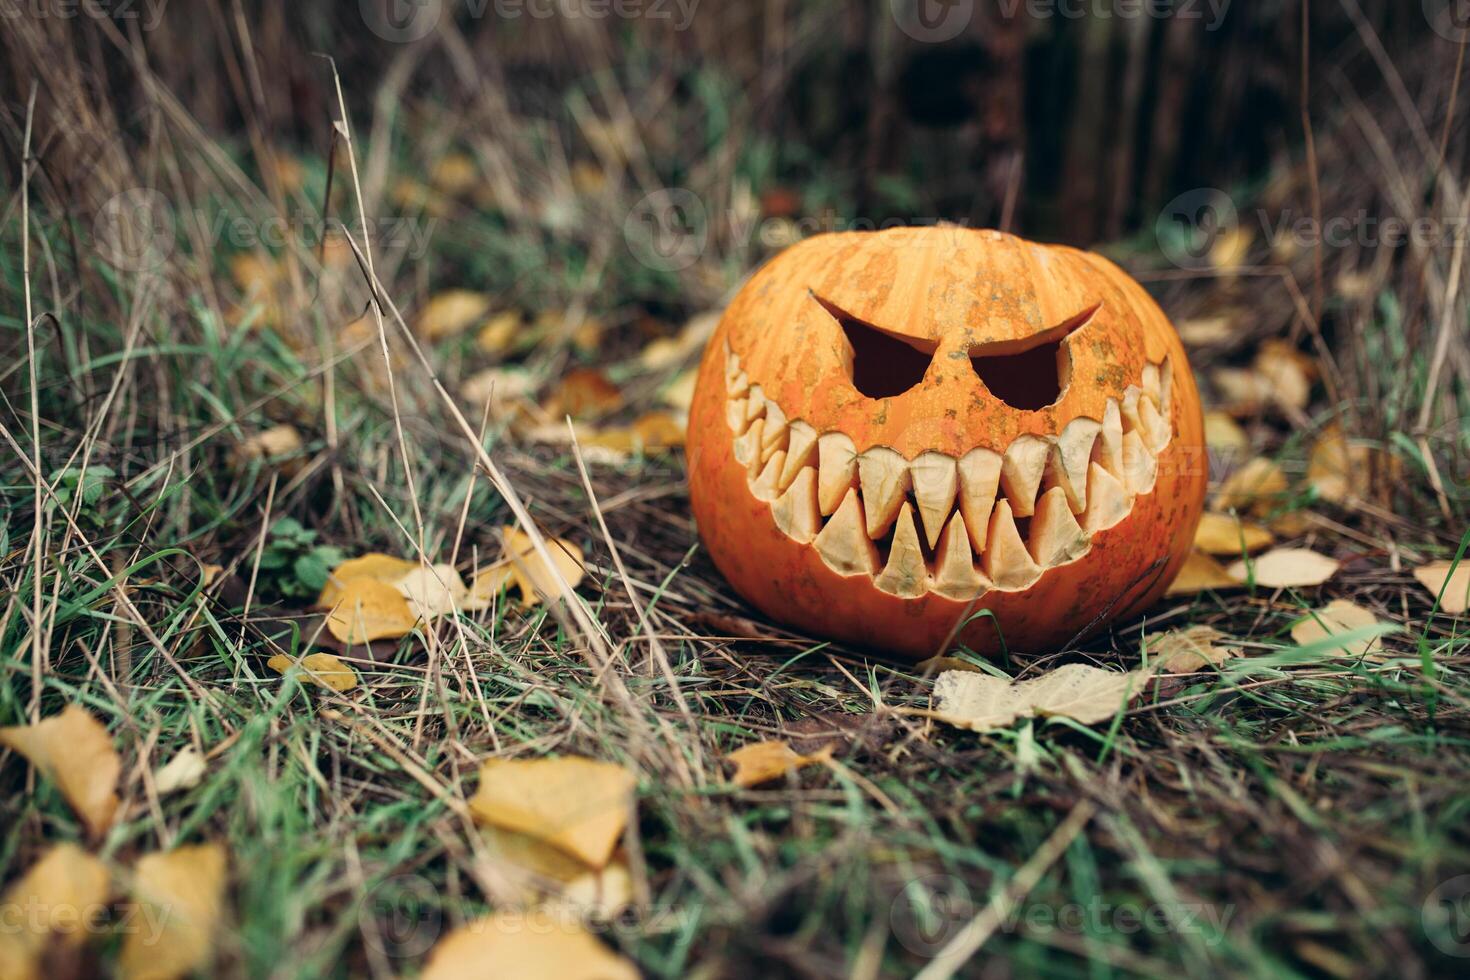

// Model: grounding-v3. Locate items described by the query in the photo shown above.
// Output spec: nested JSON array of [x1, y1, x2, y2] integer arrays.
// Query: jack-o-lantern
[[687, 227, 1205, 660]]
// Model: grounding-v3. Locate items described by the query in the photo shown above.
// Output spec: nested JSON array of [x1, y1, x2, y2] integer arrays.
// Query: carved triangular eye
[[814, 295, 936, 400], [968, 304, 1100, 411]]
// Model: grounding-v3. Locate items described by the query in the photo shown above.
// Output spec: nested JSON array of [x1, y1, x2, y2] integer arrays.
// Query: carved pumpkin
[[687, 227, 1205, 660]]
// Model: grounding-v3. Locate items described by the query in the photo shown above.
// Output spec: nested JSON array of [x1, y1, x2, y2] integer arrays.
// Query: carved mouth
[[722, 342, 1174, 599]]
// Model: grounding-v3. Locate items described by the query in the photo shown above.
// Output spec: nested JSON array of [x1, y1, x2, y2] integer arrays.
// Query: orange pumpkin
[[687, 227, 1205, 660]]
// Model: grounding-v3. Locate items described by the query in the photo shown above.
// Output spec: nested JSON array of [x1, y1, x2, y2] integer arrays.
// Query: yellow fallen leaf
[[479, 826, 632, 918], [431, 153, 479, 197], [393, 563, 469, 619], [418, 290, 492, 341], [1209, 223, 1253, 270], [1177, 315, 1236, 346], [266, 652, 359, 693], [1290, 599, 1385, 657], [570, 160, 608, 196], [229, 252, 280, 293], [390, 176, 454, 217], [316, 552, 419, 608], [1306, 424, 1397, 505], [420, 912, 637, 980], [725, 740, 834, 788], [469, 757, 636, 869], [0, 843, 110, 980], [631, 411, 686, 449], [461, 367, 537, 414], [1212, 456, 1289, 515], [466, 563, 516, 609], [1228, 547, 1339, 588], [1203, 411, 1249, 454], [560, 861, 634, 921], [500, 527, 585, 607], [0, 706, 120, 839], [932, 663, 1150, 733], [1148, 625, 1241, 673], [324, 578, 419, 643], [1211, 367, 1274, 415], [1193, 511, 1274, 556], [1166, 550, 1243, 596], [154, 746, 208, 796], [238, 424, 302, 460], [119, 843, 228, 980], [660, 369, 698, 411], [475, 310, 522, 355], [1253, 339, 1313, 412], [1414, 560, 1470, 615]]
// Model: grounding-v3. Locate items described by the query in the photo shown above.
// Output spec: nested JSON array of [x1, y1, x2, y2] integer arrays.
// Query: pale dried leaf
[[1228, 547, 1339, 588], [475, 310, 522, 354], [1212, 457, 1289, 515], [1414, 561, 1470, 615], [725, 740, 834, 788], [420, 913, 637, 980], [418, 289, 491, 340], [393, 563, 469, 619], [0, 843, 110, 980], [461, 366, 537, 408], [1203, 411, 1249, 453], [0, 706, 120, 838], [119, 843, 228, 980], [660, 369, 698, 411], [1291, 600, 1385, 657], [1193, 511, 1274, 556], [239, 424, 302, 460], [1177, 315, 1235, 346], [1166, 550, 1243, 596], [501, 527, 585, 607], [479, 826, 632, 918], [469, 757, 635, 869], [154, 747, 208, 796], [1149, 626, 1241, 673], [324, 578, 419, 643], [932, 663, 1149, 733], [267, 652, 360, 693]]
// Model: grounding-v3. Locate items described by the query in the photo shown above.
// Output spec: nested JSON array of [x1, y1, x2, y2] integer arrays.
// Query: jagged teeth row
[[722, 346, 1174, 599]]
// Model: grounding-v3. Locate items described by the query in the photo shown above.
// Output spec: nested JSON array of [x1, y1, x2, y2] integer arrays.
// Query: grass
[[4, 12, 1470, 980]]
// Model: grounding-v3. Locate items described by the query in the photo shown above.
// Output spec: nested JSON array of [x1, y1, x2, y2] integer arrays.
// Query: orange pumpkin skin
[[688, 227, 1205, 661]]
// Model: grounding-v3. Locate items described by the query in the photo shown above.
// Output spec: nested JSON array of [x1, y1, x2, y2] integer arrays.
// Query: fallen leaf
[[1177, 315, 1236, 346], [430, 153, 479, 197], [479, 826, 632, 918], [118, 843, 228, 980], [238, 424, 302, 460], [266, 652, 360, 693], [1228, 547, 1339, 588], [469, 757, 635, 869], [461, 366, 537, 412], [1211, 367, 1274, 415], [570, 160, 608, 196], [0, 706, 120, 839], [324, 578, 419, 643], [316, 552, 419, 608], [393, 563, 469, 619], [1193, 511, 1274, 555], [1149, 625, 1241, 673], [546, 368, 622, 420], [229, 252, 280, 293], [1414, 560, 1470, 615], [499, 527, 585, 607], [1165, 550, 1243, 596], [1212, 456, 1290, 515], [660, 369, 698, 411], [1209, 223, 1253, 270], [1290, 599, 1385, 657], [466, 563, 517, 608], [475, 310, 522, 355], [1203, 411, 1249, 454], [391, 176, 454, 217], [1253, 339, 1314, 411], [1306, 424, 1396, 505], [630, 411, 686, 449], [725, 740, 834, 788], [560, 862, 634, 920], [931, 663, 1149, 733], [0, 843, 110, 980], [154, 747, 208, 796], [418, 290, 492, 341], [420, 913, 637, 980]]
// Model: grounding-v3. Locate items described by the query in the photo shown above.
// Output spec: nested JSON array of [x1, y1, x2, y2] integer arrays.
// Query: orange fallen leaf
[[324, 578, 419, 643], [266, 652, 359, 693], [420, 912, 637, 980], [430, 153, 479, 197], [475, 310, 523, 355], [1228, 547, 1339, 588], [0, 843, 110, 980], [469, 757, 636, 869], [1193, 511, 1274, 556], [118, 843, 228, 980], [0, 706, 120, 839], [1166, 550, 1242, 596], [1414, 561, 1470, 615], [546, 367, 622, 420], [725, 740, 834, 788], [1290, 599, 1385, 658], [418, 290, 492, 341]]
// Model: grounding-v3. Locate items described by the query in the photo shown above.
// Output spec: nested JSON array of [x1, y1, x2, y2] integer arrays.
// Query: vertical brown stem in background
[[1108, 13, 1152, 240], [1300, 0, 1325, 328], [1142, 14, 1199, 219], [1060, 12, 1113, 243], [981, 3, 1028, 231]]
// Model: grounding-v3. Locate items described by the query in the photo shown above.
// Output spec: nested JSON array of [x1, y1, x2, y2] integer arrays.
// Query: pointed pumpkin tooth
[[1029, 486, 1091, 567], [1159, 358, 1174, 414], [814, 488, 880, 577], [817, 432, 858, 516], [910, 452, 958, 549], [1141, 362, 1160, 403], [1000, 435, 1050, 518], [1138, 394, 1171, 453], [779, 421, 819, 489], [1048, 417, 1100, 513], [726, 396, 749, 433], [983, 499, 1043, 590], [752, 450, 787, 501], [858, 447, 910, 539], [957, 448, 1001, 554], [733, 418, 765, 478], [761, 401, 789, 453], [1121, 430, 1158, 496], [745, 386, 767, 425], [729, 369, 750, 398], [1120, 386, 1143, 434], [1083, 462, 1130, 532], [1095, 400, 1124, 476], [771, 467, 820, 543], [873, 503, 928, 598], [933, 511, 991, 601], [724, 347, 741, 385]]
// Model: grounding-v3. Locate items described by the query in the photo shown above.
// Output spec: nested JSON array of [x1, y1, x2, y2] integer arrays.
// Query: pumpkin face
[[687, 227, 1206, 660]]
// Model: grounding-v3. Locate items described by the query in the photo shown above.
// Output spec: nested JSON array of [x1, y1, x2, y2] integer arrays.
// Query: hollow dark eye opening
[[815, 295, 936, 400], [967, 304, 1099, 411]]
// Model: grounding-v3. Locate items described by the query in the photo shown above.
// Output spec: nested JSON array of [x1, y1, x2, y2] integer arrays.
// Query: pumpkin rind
[[688, 227, 1206, 660]]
